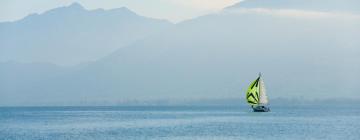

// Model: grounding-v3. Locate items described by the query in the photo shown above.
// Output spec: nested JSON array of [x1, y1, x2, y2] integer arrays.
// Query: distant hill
[[228, 0, 360, 13], [0, 3, 172, 66]]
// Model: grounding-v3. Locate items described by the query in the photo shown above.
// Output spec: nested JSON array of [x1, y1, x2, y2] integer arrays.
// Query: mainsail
[[259, 77, 268, 104], [246, 74, 268, 106]]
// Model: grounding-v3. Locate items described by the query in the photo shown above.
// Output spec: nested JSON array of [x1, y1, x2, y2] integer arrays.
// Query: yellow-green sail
[[246, 77, 260, 105]]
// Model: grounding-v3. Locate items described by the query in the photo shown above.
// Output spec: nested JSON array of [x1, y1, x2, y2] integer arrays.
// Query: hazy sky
[[0, 0, 242, 23]]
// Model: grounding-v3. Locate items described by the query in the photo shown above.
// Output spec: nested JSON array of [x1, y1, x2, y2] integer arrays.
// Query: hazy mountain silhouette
[[1, 1, 359, 105], [0, 3, 172, 66], [55, 9, 358, 102]]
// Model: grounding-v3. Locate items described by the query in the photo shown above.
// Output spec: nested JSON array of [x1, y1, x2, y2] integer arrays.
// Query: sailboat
[[246, 73, 270, 112]]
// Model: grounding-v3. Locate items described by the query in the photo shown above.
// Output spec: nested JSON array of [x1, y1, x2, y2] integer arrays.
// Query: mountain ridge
[[0, 2, 173, 66]]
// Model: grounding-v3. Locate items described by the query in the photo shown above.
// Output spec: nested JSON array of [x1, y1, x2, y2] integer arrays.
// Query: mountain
[[1, 1, 360, 105], [228, 0, 360, 13], [65, 10, 360, 101], [0, 3, 172, 66]]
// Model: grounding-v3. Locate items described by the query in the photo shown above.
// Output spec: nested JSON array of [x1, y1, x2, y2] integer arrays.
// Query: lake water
[[0, 105, 359, 140]]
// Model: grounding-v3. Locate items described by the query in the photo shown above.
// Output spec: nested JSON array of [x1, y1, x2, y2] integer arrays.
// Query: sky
[[0, 0, 242, 23]]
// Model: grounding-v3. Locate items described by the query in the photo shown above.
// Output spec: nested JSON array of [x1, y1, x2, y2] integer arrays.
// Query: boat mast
[[258, 72, 262, 106]]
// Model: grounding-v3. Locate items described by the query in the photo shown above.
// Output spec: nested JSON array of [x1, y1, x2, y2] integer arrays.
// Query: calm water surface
[[0, 105, 359, 140]]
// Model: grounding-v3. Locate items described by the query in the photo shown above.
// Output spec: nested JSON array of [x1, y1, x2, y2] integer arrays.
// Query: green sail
[[246, 77, 260, 105]]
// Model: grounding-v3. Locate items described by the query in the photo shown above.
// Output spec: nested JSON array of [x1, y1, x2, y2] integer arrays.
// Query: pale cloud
[[224, 8, 360, 20], [169, 0, 242, 11]]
